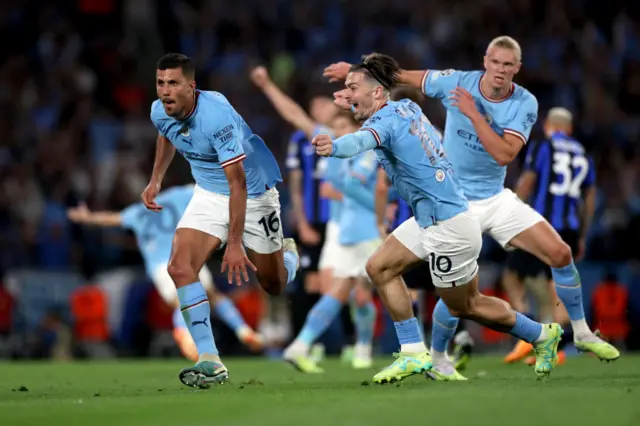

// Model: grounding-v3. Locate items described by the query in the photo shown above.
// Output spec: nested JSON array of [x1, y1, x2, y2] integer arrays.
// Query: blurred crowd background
[[0, 0, 639, 360]]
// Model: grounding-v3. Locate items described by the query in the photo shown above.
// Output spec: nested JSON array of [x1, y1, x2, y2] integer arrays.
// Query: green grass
[[0, 355, 639, 426]]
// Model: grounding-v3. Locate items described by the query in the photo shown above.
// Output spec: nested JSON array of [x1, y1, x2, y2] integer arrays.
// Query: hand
[[333, 89, 351, 110], [141, 180, 162, 211], [449, 87, 480, 120], [299, 223, 321, 245], [67, 202, 91, 223], [312, 133, 333, 157], [250, 66, 271, 89], [323, 62, 352, 82], [221, 242, 257, 286], [575, 237, 586, 262]]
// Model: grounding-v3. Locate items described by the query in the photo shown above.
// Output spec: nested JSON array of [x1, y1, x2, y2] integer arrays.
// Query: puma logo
[[191, 318, 209, 328]]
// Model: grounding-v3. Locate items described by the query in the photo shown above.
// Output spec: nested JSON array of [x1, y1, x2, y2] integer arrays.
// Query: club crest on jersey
[[484, 114, 493, 125], [435, 169, 445, 182]]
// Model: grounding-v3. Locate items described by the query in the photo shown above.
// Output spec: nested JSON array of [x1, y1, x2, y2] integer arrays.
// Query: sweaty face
[[309, 97, 338, 126], [331, 115, 359, 138], [345, 72, 378, 122], [156, 68, 195, 118], [483, 47, 521, 90]]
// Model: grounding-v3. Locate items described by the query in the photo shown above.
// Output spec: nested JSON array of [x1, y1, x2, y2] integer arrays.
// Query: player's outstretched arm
[[319, 182, 343, 201], [323, 61, 426, 91], [313, 131, 377, 158], [67, 203, 122, 227], [250, 66, 317, 137]]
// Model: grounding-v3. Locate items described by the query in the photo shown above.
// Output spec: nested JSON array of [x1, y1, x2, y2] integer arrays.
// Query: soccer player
[[503, 107, 595, 365], [282, 148, 381, 372], [66, 185, 263, 361], [315, 53, 562, 383], [146, 53, 300, 388], [249, 66, 343, 296], [323, 36, 619, 374]]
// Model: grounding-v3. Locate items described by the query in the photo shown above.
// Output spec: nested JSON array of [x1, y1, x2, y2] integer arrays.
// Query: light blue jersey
[[331, 100, 467, 228], [121, 185, 194, 274], [313, 125, 345, 223], [150, 90, 282, 198], [421, 70, 538, 200], [339, 151, 379, 245]]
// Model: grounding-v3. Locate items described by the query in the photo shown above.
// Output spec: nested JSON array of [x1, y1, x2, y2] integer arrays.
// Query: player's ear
[[514, 62, 522, 75], [190, 80, 196, 91], [483, 55, 488, 70]]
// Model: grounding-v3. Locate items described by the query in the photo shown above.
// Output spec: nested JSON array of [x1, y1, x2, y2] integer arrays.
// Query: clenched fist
[[311, 133, 334, 157], [250, 66, 271, 88]]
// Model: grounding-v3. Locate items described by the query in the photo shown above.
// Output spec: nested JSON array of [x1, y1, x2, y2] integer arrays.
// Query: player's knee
[[365, 255, 397, 286], [547, 241, 572, 268], [167, 259, 198, 287]]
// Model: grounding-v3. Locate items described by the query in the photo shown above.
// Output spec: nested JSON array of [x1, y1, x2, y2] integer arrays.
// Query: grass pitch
[[1, 355, 638, 426]]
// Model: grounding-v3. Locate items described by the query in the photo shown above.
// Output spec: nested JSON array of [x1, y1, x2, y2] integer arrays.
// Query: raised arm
[[251, 67, 317, 137], [323, 61, 426, 92]]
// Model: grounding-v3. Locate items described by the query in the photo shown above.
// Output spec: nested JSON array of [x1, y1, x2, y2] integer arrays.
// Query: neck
[[178, 92, 197, 120], [480, 76, 510, 100], [372, 98, 388, 114]]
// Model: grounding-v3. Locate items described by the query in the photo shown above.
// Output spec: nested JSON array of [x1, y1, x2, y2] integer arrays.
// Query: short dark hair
[[390, 85, 423, 104], [156, 53, 195, 79], [349, 53, 400, 91]]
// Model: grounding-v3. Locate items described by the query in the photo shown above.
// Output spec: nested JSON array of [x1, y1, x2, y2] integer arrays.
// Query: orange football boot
[[504, 340, 533, 363]]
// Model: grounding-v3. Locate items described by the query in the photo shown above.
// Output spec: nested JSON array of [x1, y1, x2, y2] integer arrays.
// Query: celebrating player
[[67, 185, 263, 361], [503, 107, 595, 365], [323, 36, 619, 375], [315, 53, 562, 383], [146, 53, 300, 388]]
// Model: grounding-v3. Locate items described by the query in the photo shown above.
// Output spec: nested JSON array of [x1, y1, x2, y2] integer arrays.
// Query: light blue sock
[[509, 312, 543, 343], [431, 299, 459, 353], [214, 298, 247, 333], [354, 301, 376, 345], [298, 295, 343, 345], [177, 282, 218, 356], [552, 261, 586, 321], [284, 251, 298, 284], [172, 308, 186, 329], [394, 317, 423, 345]]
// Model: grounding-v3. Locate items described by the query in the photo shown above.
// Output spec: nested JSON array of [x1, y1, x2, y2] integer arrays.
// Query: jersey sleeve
[[503, 94, 539, 145], [209, 113, 246, 168], [421, 69, 463, 99], [150, 100, 169, 137], [360, 113, 393, 148], [120, 203, 144, 231]]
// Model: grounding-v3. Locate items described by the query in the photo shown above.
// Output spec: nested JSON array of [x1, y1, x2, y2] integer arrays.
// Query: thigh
[[170, 228, 222, 273], [486, 189, 546, 249], [508, 220, 566, 266], [436, 273, 481, 315], [391, 217, 429, 260], [244, 188, 284, 254], [422, 212, 482, 289]]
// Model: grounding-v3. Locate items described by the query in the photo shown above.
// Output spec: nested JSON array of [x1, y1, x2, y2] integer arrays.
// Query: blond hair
[[487, 36, 522, 62]]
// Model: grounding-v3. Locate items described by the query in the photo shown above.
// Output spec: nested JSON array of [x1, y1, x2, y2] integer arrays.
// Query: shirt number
[[549, 152, 589, 198]]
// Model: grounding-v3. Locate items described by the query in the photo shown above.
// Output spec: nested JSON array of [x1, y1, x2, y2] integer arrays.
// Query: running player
[[315, 53, 562, 383], [66, 185, 263, 361], [504, 107, 595, 365], [146, 53, 300, 388], [323, 36, 619, 373], [282, 149, 381, 372]]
